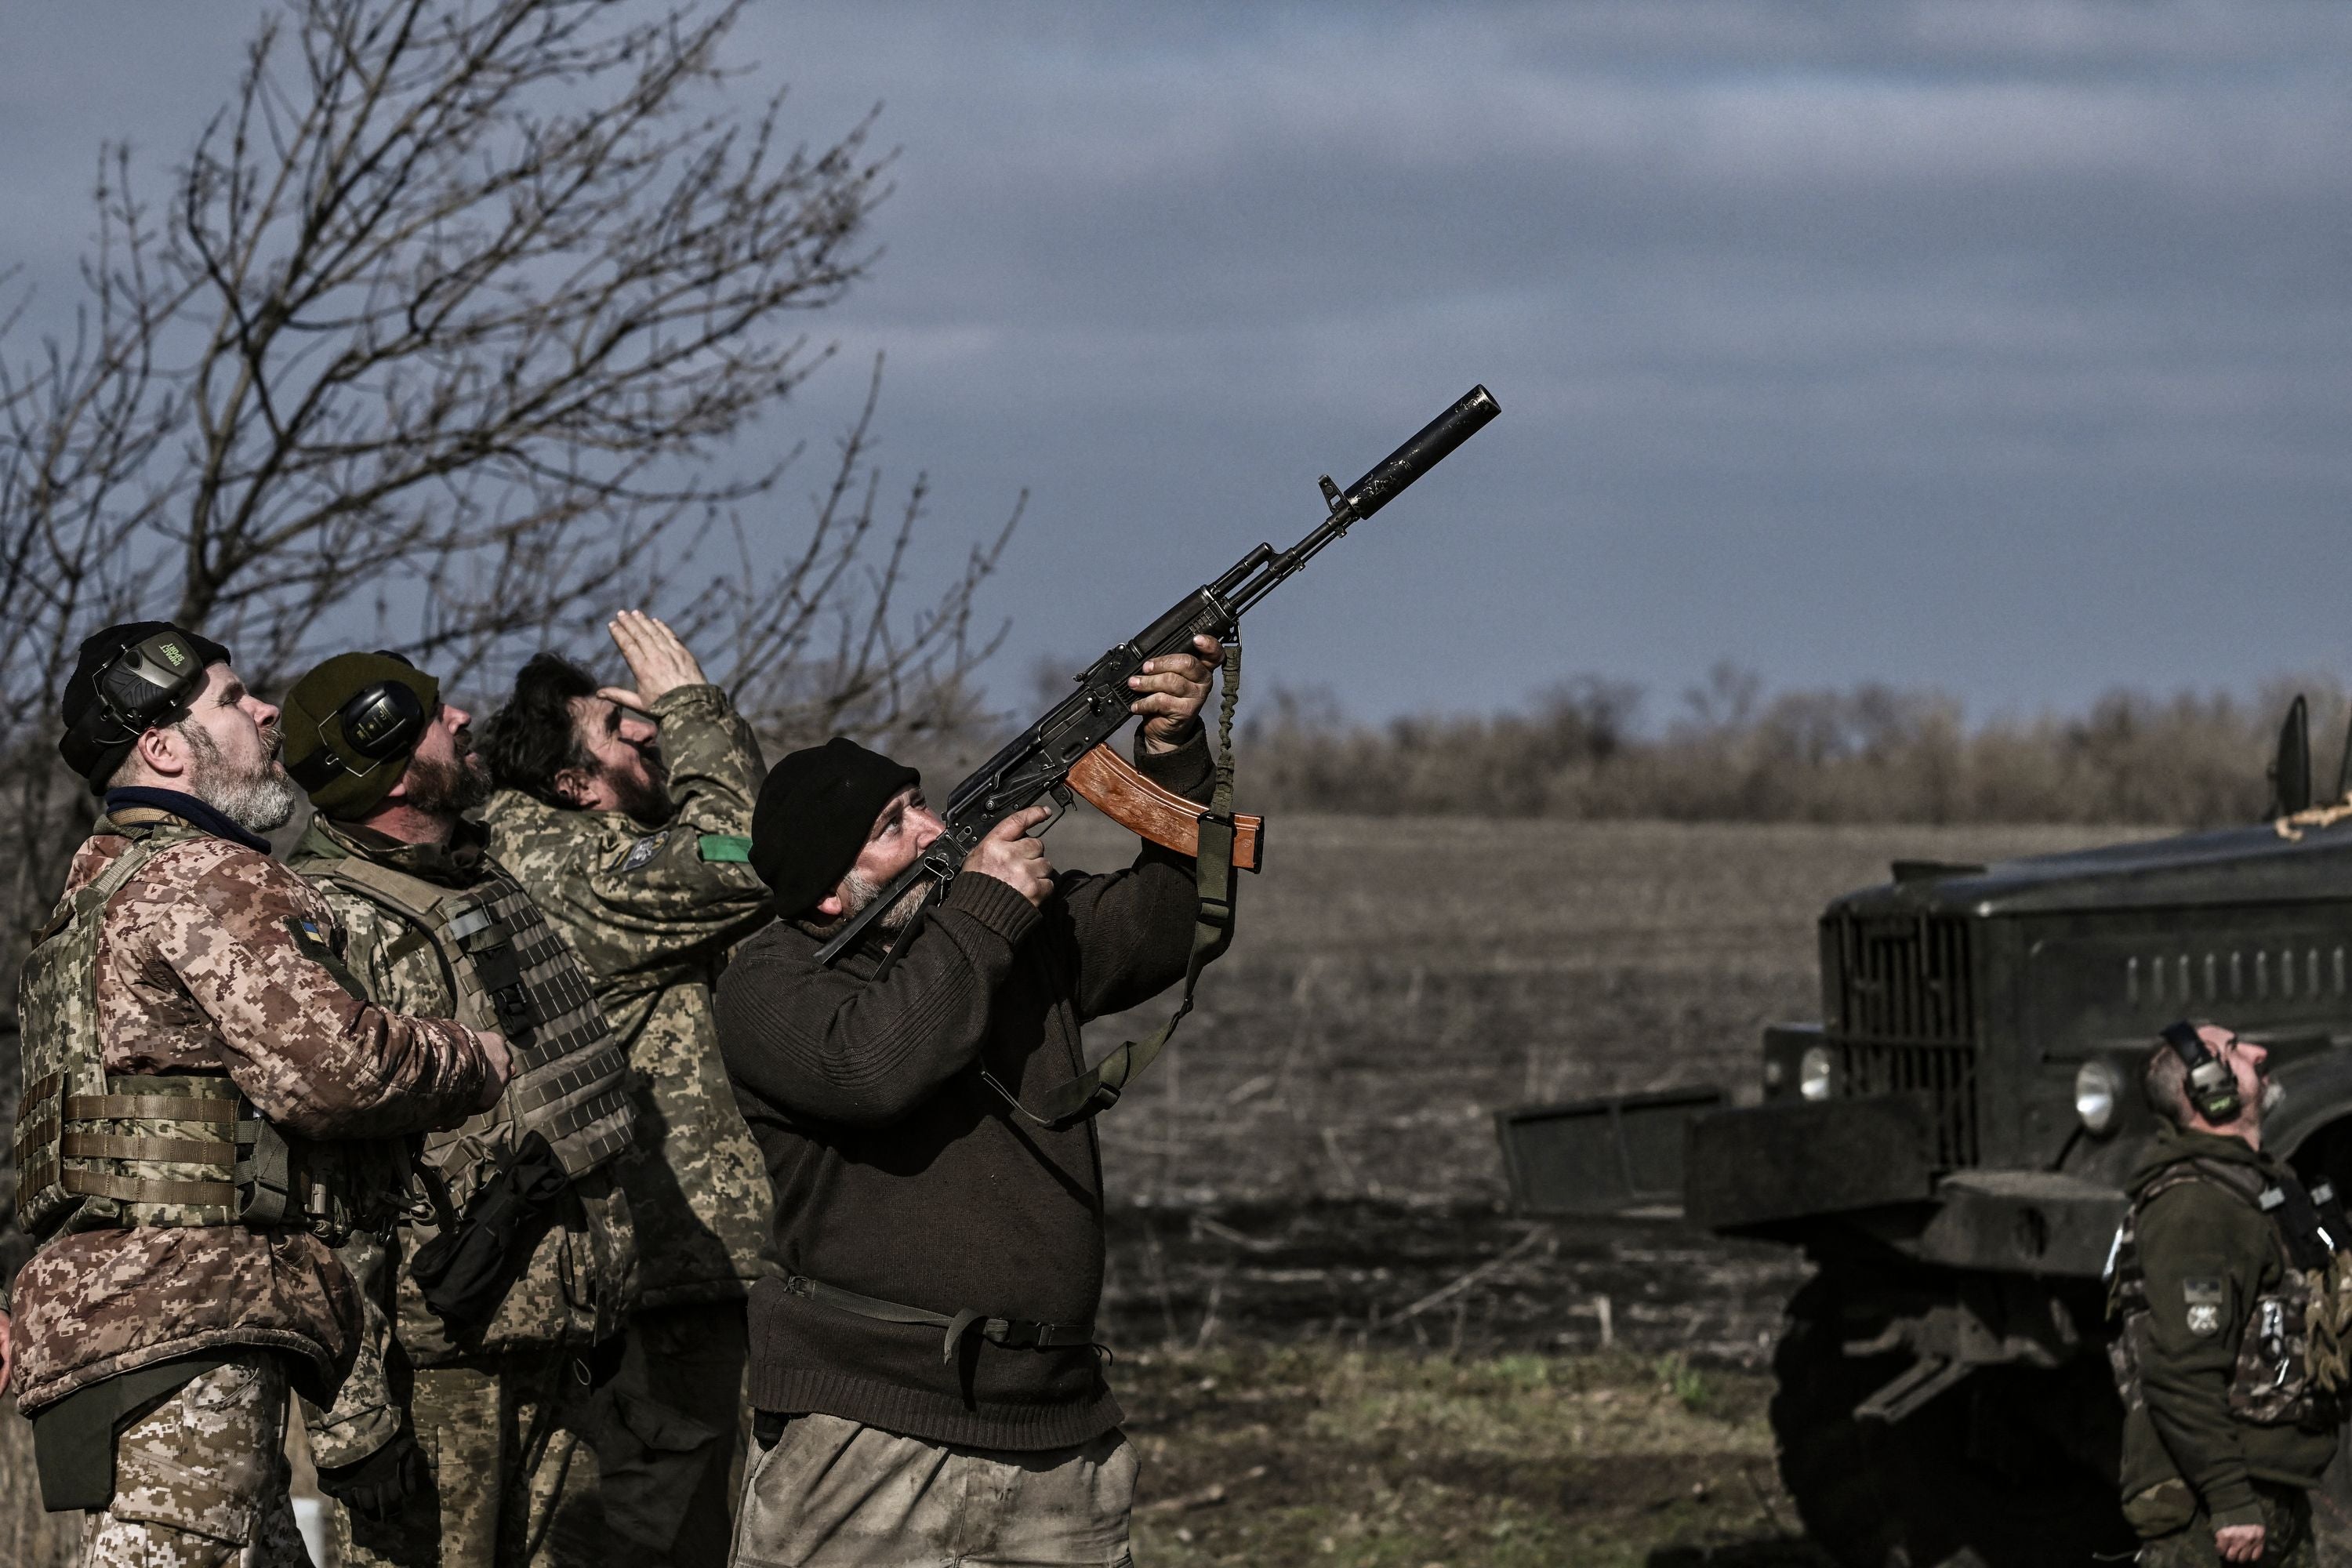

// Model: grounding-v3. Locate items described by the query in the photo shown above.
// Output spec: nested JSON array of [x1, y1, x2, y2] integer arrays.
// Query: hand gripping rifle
[[816, 385, 1501, 1121]]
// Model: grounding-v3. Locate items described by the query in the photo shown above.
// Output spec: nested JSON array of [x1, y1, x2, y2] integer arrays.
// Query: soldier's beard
[[799, 868, 929, 941], [841, 869, 931, 934], [181, 721, 301, 833], [402, 746, 495, 818], [602, 751, 671, 827]]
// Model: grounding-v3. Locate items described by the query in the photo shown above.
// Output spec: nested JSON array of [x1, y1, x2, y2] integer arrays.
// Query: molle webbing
[[12, 820, 252, 1235], [13, 816, 394, 1239], [302, 852, 633, 1181]]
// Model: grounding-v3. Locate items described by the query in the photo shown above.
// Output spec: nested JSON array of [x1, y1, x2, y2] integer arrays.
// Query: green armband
[[698, 834, 753, 863]]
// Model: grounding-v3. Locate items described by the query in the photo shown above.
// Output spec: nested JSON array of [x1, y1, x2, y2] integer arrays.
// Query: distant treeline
[[1232, 664, 2352, 826]]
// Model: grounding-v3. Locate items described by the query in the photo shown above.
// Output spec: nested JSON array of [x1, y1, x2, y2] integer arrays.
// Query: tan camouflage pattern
[[296, 829, 637, 1184], [328, 1350, 618, 1568], [79, 1351, 312, 1568], [9, 818, 492, 1413], [483, 683, 772, 1310], [293, 826, 638, 1373], [731, 1414, 1138, 1568]]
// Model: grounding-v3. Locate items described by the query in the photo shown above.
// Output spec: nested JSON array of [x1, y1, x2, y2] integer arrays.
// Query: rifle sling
[[989, 644, 1243, 1130]]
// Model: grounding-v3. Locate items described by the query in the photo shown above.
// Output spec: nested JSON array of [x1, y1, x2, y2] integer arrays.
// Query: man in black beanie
[[717, 633, 1226, 1568]]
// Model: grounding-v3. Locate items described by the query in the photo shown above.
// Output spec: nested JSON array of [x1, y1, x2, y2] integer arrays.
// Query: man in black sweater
[[715, 634, 1225, 1568]]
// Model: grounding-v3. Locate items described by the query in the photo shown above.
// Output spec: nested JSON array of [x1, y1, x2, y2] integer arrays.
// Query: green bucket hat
[[282, 652, 441, 819]]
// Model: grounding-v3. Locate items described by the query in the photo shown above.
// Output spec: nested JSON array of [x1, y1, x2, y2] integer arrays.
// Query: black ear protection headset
[[61, 629, 209, 769], [2162, 1020, 2244, 1125], [285, 652, 430, 790]]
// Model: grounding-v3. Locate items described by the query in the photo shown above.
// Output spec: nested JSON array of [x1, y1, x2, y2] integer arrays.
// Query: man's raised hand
[[964, 804, 1055, 909], [601, 610, 709, 711], [1128, 633, 1224, 753]]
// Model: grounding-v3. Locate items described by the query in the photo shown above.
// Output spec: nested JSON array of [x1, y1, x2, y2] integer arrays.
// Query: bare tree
[[0, 0, 1011, 989]]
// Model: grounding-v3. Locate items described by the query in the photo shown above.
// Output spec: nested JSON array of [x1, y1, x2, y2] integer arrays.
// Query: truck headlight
[[2074, 1059, 2122, 1135], [1799, 1045, 1835, 1102]]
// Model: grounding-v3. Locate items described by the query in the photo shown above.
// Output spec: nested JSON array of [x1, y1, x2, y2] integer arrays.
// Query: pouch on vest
[[407, 1131, 569, 1336], [13, 818, 401, 1243]]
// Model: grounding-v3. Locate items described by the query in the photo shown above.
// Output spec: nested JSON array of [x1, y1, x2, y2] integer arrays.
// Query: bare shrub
[[1242, 667, 2346, 827]]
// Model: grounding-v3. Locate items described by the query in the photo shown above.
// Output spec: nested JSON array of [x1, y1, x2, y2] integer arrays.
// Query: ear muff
[[285, 655, 430, 792], [2164, 1020, 2244, 1124], [285, 681, 426, 791], [60, 630, 210, 777]]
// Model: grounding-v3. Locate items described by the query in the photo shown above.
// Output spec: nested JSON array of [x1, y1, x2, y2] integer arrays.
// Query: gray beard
[[840, 869, 931, 934], [183, 724, 301, 833]]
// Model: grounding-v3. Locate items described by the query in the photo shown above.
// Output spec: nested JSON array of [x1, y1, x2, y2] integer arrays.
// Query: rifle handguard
[[1064, 745, 1264, 871]]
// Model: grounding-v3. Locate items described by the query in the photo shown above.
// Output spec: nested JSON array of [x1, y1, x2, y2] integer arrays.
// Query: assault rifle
[[816, 384, 1501, 978]]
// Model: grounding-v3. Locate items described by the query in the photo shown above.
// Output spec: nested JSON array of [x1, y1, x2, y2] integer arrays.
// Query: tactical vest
[[289, 840, 636, 1200], [2107, 1159, 2350, 1428], [13, 816, 405, 1245]]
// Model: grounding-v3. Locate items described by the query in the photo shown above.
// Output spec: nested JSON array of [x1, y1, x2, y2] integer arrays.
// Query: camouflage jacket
[[294, 818, 638, 1465], [482, 682, 772, 1309], [8, 810, 490, 1413], [2111, 1124, 2339, 1532]]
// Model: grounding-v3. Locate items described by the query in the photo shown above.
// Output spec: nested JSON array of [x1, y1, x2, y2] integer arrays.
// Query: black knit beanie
[[59, 622, 233, 792], [750, 737, 920, 914]]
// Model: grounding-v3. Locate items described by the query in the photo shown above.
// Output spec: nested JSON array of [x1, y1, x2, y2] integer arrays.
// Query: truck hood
[[1834, 821, 2352, 920]]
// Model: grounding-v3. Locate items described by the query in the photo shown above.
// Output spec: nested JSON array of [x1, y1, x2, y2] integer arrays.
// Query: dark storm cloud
[[7, 2, 2349, 719]]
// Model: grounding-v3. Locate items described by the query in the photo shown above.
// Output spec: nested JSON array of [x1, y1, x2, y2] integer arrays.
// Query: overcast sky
[[4, 2, 2347, 724]]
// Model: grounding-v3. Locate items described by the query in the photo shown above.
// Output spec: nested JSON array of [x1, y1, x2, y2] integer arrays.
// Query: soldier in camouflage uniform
[[475, 611, 773, 1566], [278, 652, 642, 1568], [2109, 1022, 2345, 1566], [7, 623, 503, 1568]]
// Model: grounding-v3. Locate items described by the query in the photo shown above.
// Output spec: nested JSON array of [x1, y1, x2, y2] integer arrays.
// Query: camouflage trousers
[[329, 1349, 602, 1568], [330, 1313, 738, 1568], [80, 1352, 311, 1568], [729, 1414, 1137, 1568], [2137, 1484, 2315, 1566]]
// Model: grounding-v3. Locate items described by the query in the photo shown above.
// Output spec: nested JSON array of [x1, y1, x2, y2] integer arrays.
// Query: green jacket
[[481, 682, 774, 1310], [2114, 1123, 2339, 1530]]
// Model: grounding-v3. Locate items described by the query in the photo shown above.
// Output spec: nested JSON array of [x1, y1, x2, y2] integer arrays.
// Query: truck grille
[[1827, 913, 1980, 1167]]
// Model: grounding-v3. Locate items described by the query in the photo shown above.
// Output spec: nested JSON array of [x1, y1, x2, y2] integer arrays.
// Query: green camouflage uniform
[[292, 817, 639, 1568], [2109, 1123, 2337, 1566], [482, 681, 773, 1566]]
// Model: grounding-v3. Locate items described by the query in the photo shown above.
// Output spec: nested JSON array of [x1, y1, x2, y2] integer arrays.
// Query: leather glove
[[314, 1429, 428, 1520]]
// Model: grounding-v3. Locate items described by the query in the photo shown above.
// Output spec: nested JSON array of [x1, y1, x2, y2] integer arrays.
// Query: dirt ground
[[1061, 812, 2129, 1209]]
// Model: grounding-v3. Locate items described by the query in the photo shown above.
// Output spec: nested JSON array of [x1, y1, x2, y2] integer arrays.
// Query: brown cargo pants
[[729, 1413, 1137, 1568]]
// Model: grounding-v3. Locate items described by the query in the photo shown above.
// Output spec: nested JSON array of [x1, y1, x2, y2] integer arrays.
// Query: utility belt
[[14, 1070, 403, 1243], [773, 1270, 1098, 1363]]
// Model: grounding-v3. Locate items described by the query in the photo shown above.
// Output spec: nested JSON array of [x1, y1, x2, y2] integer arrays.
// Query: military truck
[[1501, 699, 2352, 1567]]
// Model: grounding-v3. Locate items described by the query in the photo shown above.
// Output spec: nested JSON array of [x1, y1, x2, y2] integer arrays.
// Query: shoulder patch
[[698, 833, 753, 864], [2183, 1276, 2226, 1335], [615, 829, 672, 874]]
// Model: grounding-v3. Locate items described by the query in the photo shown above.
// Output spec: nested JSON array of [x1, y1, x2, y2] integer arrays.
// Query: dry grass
[[1050, 811, 2147, 1206], [1122, 1342, 1826, 1568]]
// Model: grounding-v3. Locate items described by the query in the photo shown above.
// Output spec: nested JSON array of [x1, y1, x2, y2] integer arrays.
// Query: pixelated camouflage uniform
[[481, 681, 773, 1565], [2108, 1122, 2338, 1563], [291, 816, 639, 1568], [9, 808, 490, 1565]]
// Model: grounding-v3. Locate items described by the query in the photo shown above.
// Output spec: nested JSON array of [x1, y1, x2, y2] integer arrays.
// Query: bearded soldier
[[277, 652, 641, 1568], [472, 611, 774, 1565], [7, 622, 506, 1568], [2109, 1021, 2352, 1566]]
